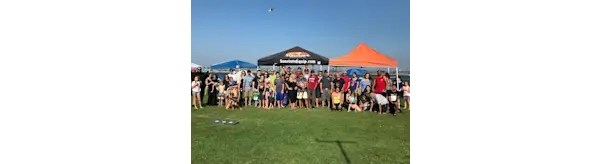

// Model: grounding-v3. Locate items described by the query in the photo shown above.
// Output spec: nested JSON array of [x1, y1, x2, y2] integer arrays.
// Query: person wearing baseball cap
[[320, 70, 333, 108], [307, 70, 319, 109]]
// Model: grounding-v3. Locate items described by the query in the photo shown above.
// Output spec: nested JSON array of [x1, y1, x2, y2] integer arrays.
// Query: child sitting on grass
[[359, 94, 370, 112], [226, 86, 242, 111], [331, 87, 342, 111]]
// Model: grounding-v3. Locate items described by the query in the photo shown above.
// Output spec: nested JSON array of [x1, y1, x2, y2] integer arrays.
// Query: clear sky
[[191, 0, 410, 70]]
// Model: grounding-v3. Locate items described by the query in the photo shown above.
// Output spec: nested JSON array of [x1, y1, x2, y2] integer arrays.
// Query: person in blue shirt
[[360, 73, 372, 93], [242, 70, 255, 106]]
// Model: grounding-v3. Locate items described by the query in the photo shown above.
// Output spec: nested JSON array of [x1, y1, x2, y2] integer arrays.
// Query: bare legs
[[193, 93, 203, 109]]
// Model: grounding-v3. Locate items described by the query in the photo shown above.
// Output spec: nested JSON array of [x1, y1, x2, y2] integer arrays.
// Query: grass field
[[191, 99, 410, 164]]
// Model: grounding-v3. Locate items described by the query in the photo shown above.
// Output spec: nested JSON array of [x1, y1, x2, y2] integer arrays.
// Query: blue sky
[[192, 0, 410, 70]]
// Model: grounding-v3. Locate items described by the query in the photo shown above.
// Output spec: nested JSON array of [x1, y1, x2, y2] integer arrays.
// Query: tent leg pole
[[396, 67, 399, 88]]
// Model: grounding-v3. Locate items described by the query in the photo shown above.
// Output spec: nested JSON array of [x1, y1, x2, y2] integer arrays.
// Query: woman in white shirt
[[191, 76, 204, 109]]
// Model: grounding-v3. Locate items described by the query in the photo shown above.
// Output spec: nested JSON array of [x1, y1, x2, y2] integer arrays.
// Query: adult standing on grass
[[238, 71, 246, 104], [360, 73, 372, 93], [224, 75, 231, 90], [269, 70, 276, 92], [286, 74, 298, 111], [258, 75, 266, 108], [320, 70, 333, 109], [315, 71, 323, 108], [341, 73, 351, 103], [350, 72, 359, 94], [303, 65, 311, 81], [205, 73, 217, 106], [197, 68, 209, 106], [227, 69, 237, 82], [297, 77, 307, 109], [332, 72, 345, 97], [242, 70, 254, 106], [191, 76, 204, 109], [373, 70, 387, 113], [307, 70, 319, 109], [275, 72, 285, 108], [362, 86, 373, 112], [385, 73, 396, 98]]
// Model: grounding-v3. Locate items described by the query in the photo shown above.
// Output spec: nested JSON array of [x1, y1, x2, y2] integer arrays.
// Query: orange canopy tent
[[330, 42, 398, 67]]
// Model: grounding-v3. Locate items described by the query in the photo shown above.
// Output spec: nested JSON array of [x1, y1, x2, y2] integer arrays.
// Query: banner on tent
[[285, 52, 310, 58], [280, 59, 318, 64]]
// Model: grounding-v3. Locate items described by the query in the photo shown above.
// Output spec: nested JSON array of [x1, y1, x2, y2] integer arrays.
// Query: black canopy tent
[[257, 46, 329, 66]]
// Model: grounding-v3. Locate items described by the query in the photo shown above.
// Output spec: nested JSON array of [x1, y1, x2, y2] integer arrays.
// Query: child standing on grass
[[253, 89, 259, 108], [401, 81, 410, 110], [269, 87, 275, 109], [218, 80, 225, 107], [191, 76, 204, 109]]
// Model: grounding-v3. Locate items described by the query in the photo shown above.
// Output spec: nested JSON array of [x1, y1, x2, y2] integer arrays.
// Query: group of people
[[191, 65, 410, 116]]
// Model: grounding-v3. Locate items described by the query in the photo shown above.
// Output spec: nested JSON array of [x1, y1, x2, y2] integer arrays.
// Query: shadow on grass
[[315, 138, 358, 164]]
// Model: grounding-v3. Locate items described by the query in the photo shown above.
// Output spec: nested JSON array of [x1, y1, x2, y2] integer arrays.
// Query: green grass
[[191, 99, 410, 164]]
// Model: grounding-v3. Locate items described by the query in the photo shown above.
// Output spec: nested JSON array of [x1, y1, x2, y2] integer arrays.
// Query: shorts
[[192, 90, 201, 94], [288, 90, 297, 103], [218, 93, 224, 99], [333, 103, 340, 107], [316, 89, 321, 98], [403, 96, 410, 101], [380, 92, 388, 97], [244, 90, 252, 99], [321, 89, 331, 100], [308, 90, 316, 100], [276, 92, 284, 100]]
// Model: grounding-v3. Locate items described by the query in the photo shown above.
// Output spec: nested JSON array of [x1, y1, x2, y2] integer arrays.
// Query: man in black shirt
[[332, 72, 345, 102], [387, 85, 402, 116]]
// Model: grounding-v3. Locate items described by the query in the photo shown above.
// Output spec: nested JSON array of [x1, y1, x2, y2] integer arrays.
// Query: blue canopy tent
[[346, 68, 367, 76], [210, 60, 257, 69]]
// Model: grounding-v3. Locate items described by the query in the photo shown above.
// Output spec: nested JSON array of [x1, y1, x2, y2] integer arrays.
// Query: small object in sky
[[268, 8, 274, 12]]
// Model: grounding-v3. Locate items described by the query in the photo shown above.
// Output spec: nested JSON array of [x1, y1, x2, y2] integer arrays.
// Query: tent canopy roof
[[330, 42, 398, 67], [257, 46, 329, 65], [210, 60, 257, 69]]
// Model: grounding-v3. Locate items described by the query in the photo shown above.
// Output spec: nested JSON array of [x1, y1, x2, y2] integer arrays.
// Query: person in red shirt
[[341, 73, 351, 103], [373, 70, 387, 95], [372, 70, 387, 113], [307, 70, 319, 109], [294, 67, 301, 77]]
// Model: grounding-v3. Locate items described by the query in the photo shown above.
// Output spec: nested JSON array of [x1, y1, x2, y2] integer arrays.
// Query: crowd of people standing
[[191, 65, 410, 116]]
